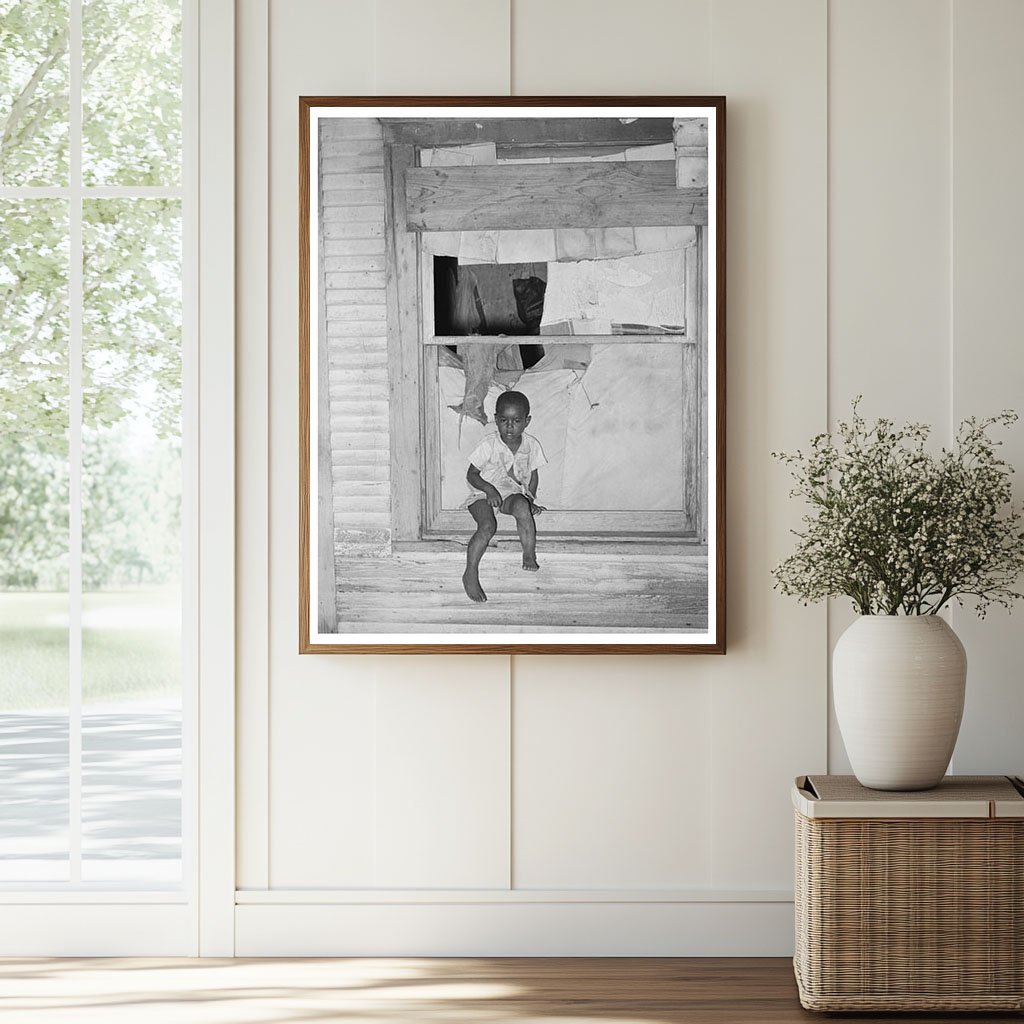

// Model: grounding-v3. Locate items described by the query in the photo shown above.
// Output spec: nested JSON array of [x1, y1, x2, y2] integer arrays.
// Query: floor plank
[[334, 548, 709, 633], [0, 957, 1018, 1023]]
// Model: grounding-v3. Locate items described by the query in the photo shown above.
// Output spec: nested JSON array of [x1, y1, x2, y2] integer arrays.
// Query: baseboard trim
[[235, 900, 795, 956], [236, 887, 792, 904]]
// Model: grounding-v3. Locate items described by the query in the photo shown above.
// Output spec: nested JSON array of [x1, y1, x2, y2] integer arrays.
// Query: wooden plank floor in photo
[[335, 547, 708, 632]]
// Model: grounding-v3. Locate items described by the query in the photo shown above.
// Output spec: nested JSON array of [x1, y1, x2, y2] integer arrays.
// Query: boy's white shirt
[[465, 431, 548, 504]]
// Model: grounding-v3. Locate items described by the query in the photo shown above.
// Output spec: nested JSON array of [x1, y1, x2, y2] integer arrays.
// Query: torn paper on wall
[[540, 250, 687, 334]]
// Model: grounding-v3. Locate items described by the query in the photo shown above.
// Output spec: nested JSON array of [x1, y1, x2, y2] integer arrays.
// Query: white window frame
[[0, 0, 235, 956]]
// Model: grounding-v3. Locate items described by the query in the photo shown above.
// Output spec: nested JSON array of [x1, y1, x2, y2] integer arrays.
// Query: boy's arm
[[527, 470, 545, 514], [467, 463, 502, 507]]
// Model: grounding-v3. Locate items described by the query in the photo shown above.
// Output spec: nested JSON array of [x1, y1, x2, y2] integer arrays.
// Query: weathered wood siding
[[319, 118, 391, 561], [405, 162, 707, 231]]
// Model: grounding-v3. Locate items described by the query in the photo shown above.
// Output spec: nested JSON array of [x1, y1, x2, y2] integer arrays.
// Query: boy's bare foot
[[463, 568, 487, 602], [522, 554, 540, 572]]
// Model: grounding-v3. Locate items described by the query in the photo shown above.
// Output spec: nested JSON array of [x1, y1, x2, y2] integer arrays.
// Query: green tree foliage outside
[[0, 0, 181, 187], [82, 0, 182, 186], [1, 1, 182, 592], [0, 0, 69, 186]]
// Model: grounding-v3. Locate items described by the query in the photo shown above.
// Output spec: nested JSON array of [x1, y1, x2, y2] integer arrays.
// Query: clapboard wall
[[320, 118, 392, 567]]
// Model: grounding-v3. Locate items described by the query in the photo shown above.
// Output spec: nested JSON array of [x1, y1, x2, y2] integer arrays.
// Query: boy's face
[[495, 402, 530, 445]]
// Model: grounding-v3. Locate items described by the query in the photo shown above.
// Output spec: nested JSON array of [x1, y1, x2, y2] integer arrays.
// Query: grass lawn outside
[[0, 589, 181, 711]]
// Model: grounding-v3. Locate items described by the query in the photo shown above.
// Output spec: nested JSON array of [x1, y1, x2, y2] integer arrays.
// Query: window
[[382, 121, 707, 542], [0, 0, 192, 889]]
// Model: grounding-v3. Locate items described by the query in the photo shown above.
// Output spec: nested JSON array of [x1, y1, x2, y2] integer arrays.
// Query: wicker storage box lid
[[794, 774, 1024, 819]]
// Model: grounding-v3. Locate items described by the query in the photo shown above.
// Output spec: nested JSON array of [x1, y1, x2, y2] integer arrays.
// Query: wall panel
[[707, 0, 828, 888], [266, 0, 378, 888], [375, 658, 511, 888], [829, 0, 951, 424], [827, 0, 952, 773], [511, 0, 711, 95], [270, 671, 377, 887], [513, 657, 712, 889], [374, 0, 510, 96], [949, 0, 1024, 777], [232, 0, 1024, 954]]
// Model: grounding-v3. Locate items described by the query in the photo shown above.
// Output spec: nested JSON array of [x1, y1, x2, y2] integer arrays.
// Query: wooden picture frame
[[300, 97, 725, 653]]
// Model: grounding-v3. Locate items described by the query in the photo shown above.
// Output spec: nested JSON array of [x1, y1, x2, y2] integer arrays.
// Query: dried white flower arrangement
[[772, 401, 1024, 616]]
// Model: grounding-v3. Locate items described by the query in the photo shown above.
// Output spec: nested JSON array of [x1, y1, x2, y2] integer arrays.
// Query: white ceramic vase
[[833, 615, 967, 791]]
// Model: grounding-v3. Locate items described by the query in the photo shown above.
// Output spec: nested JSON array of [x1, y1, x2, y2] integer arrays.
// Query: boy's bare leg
[[502, 494, 539, 571], [463, 499, 497, 602]]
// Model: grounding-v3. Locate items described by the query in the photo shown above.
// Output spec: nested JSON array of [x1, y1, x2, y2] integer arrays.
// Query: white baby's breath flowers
[[772, 400, 1024, 617]]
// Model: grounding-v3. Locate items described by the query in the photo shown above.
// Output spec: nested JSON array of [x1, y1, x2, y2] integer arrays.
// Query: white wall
[[233, 0, 1024, 955]]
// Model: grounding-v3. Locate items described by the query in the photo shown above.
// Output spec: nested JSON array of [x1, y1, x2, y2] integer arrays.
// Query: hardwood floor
[[335, 546, 708, 632], [0, 957, 1018, 1023]]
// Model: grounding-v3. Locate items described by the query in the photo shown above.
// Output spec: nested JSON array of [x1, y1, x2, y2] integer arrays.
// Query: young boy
[[462, 390, 547, 603]]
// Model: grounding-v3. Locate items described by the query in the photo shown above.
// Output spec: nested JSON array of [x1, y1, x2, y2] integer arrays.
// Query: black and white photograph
[[300, 98, 725, 652]]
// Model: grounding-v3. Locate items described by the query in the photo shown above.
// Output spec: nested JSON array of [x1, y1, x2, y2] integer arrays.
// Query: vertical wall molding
[[236, 0, 271, 892], [198, 0, 237, 955]]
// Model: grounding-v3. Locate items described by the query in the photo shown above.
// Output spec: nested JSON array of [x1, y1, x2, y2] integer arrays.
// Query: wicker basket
[[793, 775, 1024, 1012]]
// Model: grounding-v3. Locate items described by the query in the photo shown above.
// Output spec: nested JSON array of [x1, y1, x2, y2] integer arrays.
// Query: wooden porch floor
[[335, 545, 708, 633]]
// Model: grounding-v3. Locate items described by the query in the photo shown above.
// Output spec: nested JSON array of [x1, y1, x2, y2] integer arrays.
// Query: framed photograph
[[300, 97, 725, 653]]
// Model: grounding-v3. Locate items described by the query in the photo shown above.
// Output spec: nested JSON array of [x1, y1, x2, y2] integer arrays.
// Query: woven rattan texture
[[794, 812, 1024, 1011], [806, 774, 1023, 804]]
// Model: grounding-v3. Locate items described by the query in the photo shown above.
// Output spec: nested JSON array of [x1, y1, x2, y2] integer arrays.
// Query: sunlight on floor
[[0, 958, 669, 1024]]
